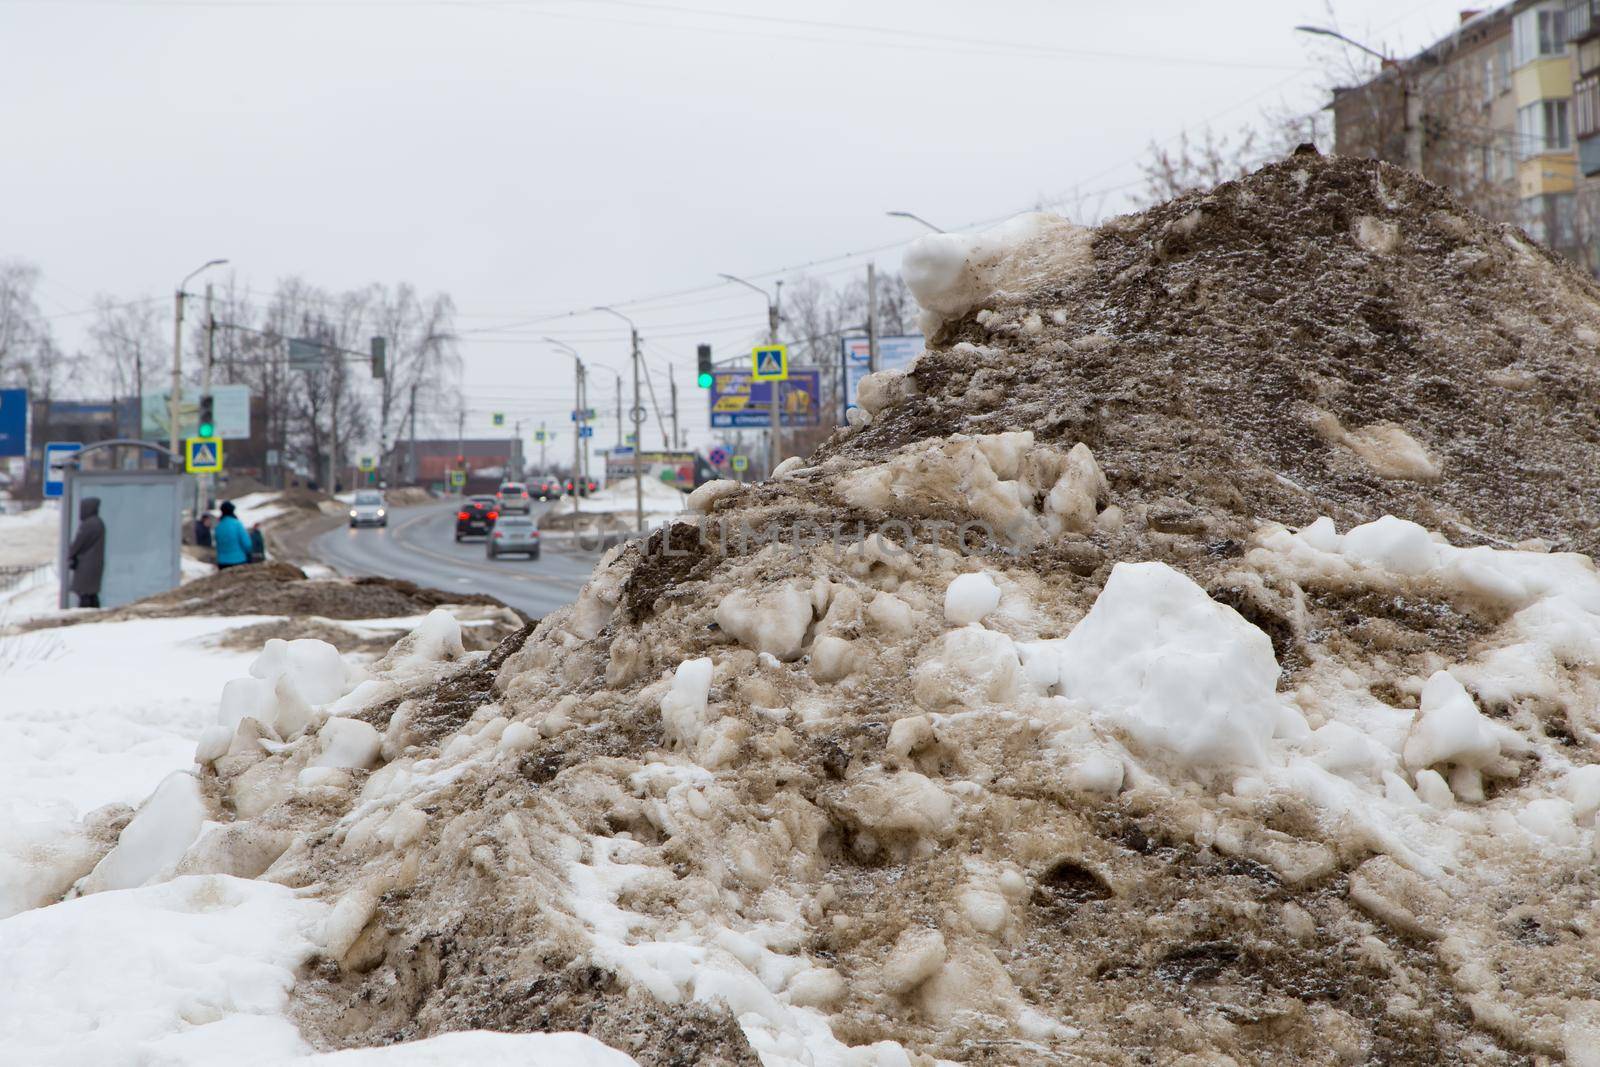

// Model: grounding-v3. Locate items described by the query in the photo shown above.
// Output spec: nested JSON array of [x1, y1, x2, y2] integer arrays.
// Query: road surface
[[309, 500, 606, 619]]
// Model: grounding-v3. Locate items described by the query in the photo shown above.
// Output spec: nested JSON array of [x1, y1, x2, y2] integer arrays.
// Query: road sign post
[[44, 442, 82, 499], [185, 438, 223, 474]]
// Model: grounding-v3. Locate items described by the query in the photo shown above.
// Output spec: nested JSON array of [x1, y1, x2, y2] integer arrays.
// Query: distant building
[[1330, 2, 1600, 271], [391, 438, 525, 489]]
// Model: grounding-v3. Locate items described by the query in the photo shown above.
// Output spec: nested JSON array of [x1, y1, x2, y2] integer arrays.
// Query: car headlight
[[349, 509, 358, 518], [376, 509, 385, 516]]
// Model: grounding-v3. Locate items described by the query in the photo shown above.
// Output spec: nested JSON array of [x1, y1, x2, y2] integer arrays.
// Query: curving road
[[308, 500, 607, 619]]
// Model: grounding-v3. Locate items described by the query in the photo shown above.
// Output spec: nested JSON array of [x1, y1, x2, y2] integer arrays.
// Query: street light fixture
[[593, 306, 645, 534], [1295, 24, 1418, 172], [885, 210, 945, 234], [169, 258, 229, 460], [544, 336, 588, 516]]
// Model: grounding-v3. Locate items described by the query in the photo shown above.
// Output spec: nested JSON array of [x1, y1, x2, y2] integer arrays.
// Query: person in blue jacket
[[214, 501, 252, 569]]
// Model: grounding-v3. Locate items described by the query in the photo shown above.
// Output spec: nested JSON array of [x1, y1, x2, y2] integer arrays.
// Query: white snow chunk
[[1402, 671, 1517, 791], [1342, 516, 1439, 576], [659, 657, 714, 749], [772, 456, 803, 478], [1564, 764, 1600, 825], [881, 926, 947, 994], [0, 875, 327, 1066], [81, 771, 208, 894], [686, 479, 741, 514], [1052, 562, 1287, 770], [312, 717, 382, 771], [944, 571, 1002, 625], [903, 212, 1090, 333], [301, 1031, 642, 1065], [715, 583, 813, 661], [250, 637, 352, 705]]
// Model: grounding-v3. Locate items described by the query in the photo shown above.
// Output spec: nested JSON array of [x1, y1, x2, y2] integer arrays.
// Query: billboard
[[709, 369, 821, 429], [0, 388, 27, 457], [605, 449, 699, 489], [841, 335, 923, 416], [139, 384, 251, 440]]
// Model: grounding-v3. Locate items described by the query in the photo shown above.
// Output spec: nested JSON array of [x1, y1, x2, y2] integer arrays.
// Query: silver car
[[349, 491, 387, 528], [487, 514, 540, 559]]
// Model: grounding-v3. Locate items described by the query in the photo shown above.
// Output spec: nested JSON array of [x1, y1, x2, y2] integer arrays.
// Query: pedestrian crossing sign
[[185, 437, 222, 474], [534, 429, 547, 443], [492, 412, 505, 427], [752, 344, 788, 382], [731, 454, 748, 472], [358, 455, 376, 472]]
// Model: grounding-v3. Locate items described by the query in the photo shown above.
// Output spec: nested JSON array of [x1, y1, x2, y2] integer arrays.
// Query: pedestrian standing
[[248, 522, 266, 564], [194, 511, 214, 548], [214, 501, 250, 570], [68, 496, 106, 608]]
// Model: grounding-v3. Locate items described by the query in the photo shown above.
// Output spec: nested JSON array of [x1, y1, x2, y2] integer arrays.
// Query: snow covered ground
[[544, 477, 687, 531], [0, 501, 61, 567], [226, 490, 290, 527], [0, 603, 640, 1064]]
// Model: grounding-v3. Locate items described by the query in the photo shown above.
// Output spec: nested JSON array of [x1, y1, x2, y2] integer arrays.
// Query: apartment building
[[1330, 1, 1598, 270]]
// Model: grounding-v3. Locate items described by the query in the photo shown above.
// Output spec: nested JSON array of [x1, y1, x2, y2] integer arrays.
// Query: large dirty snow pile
[[14, 153, 1600, 1064]]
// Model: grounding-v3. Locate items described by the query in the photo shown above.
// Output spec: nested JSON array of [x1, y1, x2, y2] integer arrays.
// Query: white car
[[348, 491, 387, 527], [495, 482, 533, 514]]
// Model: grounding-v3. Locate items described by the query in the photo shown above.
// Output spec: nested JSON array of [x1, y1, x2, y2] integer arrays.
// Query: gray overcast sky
[[5, 0, 1474, 455]]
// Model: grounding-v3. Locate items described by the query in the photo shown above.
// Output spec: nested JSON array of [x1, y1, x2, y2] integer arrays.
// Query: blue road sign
[[44, 441, 82, 498], [579, 425, 594, 438], [571, 408, 597, 421], [708, 447, 729, 466], [0, 388, 26, 457]]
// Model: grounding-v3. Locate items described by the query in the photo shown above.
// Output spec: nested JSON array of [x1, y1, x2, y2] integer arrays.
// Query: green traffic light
[[198, 423, 215, 438], [697, 371, 713, 388]]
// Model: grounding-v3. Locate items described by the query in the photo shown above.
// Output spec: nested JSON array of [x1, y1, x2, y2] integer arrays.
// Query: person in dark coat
[[214, 501, 250, 569], [248, 522, 266, 564], [193, 512, 215, 548], [68, 496, 106, 608]]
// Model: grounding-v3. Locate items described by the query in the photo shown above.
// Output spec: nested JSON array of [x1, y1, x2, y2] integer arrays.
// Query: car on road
[[533, 476, 563, 501], [487, 514, 540, 559], [349, 491, 388, 528], [496, 482, 533, 513], [455, 496, 499, 540]]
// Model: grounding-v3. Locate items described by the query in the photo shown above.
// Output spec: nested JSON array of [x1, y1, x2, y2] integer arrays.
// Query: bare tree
[[85, 296, 164, 400], [367, 283, 461, 482], [0, 260, 72, 397]]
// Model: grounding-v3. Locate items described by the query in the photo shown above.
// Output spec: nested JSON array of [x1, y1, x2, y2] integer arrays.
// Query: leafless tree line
[[0, 260, 461, 486]]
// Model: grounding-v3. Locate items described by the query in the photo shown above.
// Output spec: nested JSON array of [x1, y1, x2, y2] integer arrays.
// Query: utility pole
[[456, 407, 465, 495], [539, 421, 547, 471], [614, 372, 623, 449], [867, 263, 879, 375], [169, 259, 228, 465], [719, 273, 784, 476], [669, 373, 680, 449], [200, 282, 216, 508], [596, 306, 645, 533], [407, 381, 419, 485]]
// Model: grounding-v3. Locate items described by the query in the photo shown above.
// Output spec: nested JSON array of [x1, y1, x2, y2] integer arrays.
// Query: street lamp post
[[886, 210, 945, 234], [170, 258, 228, 462], [594, 307, 645, 534], [544, 337, 587, 520], [1295, 25, 1419, 172], [718, 273, 784, 476]]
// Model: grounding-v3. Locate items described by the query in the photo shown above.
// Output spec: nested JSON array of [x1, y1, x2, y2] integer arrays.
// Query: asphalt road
[[308, 500, 606, 619]]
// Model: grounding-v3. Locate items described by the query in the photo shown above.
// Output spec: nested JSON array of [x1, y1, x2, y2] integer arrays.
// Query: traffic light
[[370, 336, 386, 379], [696, 343, 713, 388], [197, 394, 215, 439]]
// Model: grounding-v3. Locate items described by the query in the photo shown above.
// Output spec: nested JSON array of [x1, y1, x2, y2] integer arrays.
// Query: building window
[[1517, 98, 1572, 156], [1569, 0, 1594, 43], [1515, 3, 1570, 66], [1579, 75, 1600, 137], [1499, 38, 1515, 90], [1581, 37, 1600, 73]]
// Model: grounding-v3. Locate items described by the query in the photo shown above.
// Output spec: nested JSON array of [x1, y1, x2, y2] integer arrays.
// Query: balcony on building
[[1567, 0, 1600, 43]]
